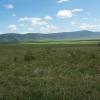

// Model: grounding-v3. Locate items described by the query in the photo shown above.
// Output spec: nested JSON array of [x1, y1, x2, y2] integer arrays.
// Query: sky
[[0, 0, 100, 33]]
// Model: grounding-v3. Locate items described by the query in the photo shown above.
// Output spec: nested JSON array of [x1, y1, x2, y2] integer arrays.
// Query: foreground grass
[[0, 44, 100, 100]]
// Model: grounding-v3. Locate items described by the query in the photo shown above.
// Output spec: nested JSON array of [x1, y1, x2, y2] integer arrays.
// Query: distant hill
[[0, 30, 100, 42]]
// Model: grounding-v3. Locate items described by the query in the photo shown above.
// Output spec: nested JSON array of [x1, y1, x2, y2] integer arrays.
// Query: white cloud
[[12, 13, 16, 17], [20, 24, 25, 27], [72, 9, 83, 12], [44, 16, 53, 20], [8, 25, 17, 32], [80, 23, 100, 30], [19, 17, 31, 21], [57, 0, 70, 3], [41, 25, 58, 33], [19, 17, 48, 26], [71, 21, 76, 25], [0, 32, 2, 34], [4, 4, 14, 9], [31, 18, 47, 26], [19, 17, 42, 22], [28, 27, 33, 32], [82, 18, 88, 20], [57, 9, 83, 19], [57, 10, 73, 18]]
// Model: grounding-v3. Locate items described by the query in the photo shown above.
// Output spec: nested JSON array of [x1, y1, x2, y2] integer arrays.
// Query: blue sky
[[0, 0, 100, 33]]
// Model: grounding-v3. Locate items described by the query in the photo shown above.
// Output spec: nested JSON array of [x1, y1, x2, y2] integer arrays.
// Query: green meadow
[[22, 40, 100, 45], [0, 42, 100, 100]]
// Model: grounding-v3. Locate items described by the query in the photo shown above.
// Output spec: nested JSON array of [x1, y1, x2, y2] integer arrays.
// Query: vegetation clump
[[24, 51, 36, 62]]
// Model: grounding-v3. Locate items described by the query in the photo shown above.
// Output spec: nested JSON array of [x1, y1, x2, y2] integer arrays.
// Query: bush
[[24, 51, 36, 61]]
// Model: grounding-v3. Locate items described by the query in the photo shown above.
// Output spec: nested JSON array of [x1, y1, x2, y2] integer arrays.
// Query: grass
[[0, 43, 100, 100], [21, 39, 100, 45]]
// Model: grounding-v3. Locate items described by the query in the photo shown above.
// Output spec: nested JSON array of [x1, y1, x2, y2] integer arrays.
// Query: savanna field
[[0, 44, 100, 100]]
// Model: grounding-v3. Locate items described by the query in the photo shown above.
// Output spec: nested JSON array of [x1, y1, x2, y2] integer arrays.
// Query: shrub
[[24, 51, 36, 61]]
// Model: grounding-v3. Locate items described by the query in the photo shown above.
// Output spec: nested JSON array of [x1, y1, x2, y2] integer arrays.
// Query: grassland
[[21, 39, 100, 45], [0, 43, 100, 100]]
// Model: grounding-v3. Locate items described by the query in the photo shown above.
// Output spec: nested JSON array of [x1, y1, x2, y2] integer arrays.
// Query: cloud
[[57, 10, 73, 18], [19, 17, 48, 26], [28, 27, 33, 32], [57, 0, 70, 3], [19, 17, 31, 21], [82, 18, 88, 20], [8, 25, 17, 32], [41, 25, 58, 33], [72, 9, 83, 12], [44, 16, 53, 20], [20, 24, 25, 27], [12, 13, 16, 17], [0, 32, 2, 34], [4, 4, 14, 9], [71, 21, 76, 25], [79, 23, 100, 30], [57, 9, 83, 19], [31, 18, 47, 26]]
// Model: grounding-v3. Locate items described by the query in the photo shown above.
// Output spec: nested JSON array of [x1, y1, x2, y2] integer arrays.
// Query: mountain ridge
[[0, 30, 100, 42]]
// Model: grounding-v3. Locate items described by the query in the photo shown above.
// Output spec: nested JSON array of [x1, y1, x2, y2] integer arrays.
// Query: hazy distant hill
[[0, 30, 100, 42]]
